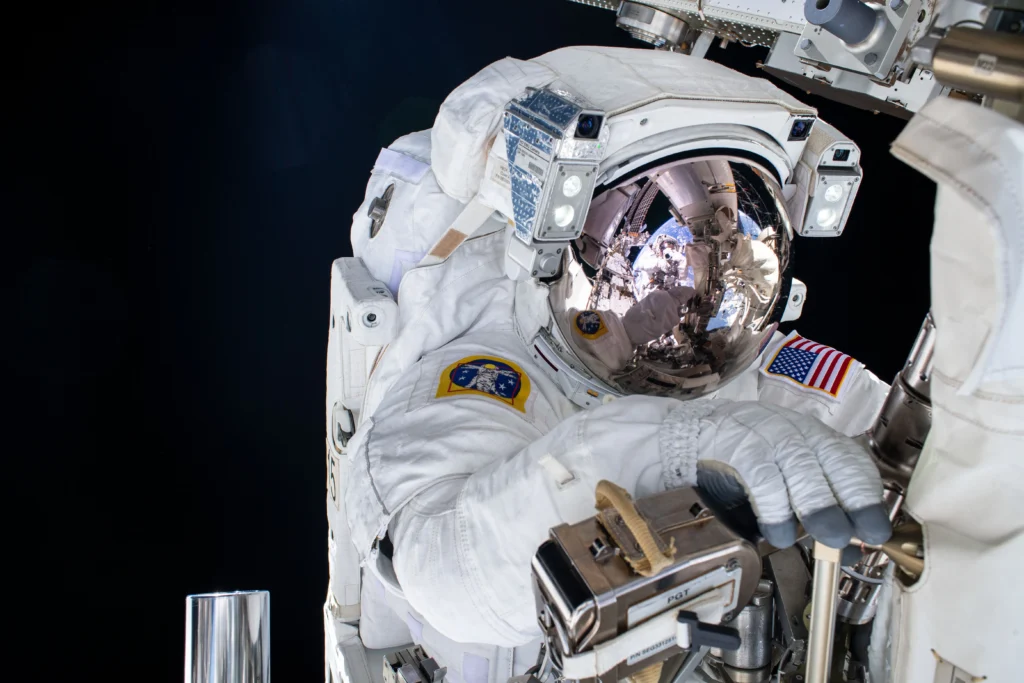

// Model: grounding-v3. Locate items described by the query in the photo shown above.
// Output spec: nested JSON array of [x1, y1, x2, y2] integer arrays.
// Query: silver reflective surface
[[718, 580, 773, 670], [550, 157, 792, 399], [806, 544, 841, 683], [186, 591, 270, 683], [516, 88, 583, 130], [867, 313, 934, 489]]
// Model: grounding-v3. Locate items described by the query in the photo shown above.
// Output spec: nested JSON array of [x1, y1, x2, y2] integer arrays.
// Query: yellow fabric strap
[[595, 480, 676, 577], [629, 660, 664, 683], [417, 198, 495, 267]]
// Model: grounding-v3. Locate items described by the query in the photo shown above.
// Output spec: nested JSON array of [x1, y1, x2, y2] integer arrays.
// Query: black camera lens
[[833, 148, 851, 162], [575, 114, 602, 140], [789, 118, 814, 141]]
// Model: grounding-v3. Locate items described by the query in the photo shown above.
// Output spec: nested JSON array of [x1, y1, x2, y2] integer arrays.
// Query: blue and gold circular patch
[[435, 355, 531, 413], [575, 310, 608, 340]]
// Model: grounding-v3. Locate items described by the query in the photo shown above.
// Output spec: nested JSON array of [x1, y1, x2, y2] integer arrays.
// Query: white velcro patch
[[374, 147, 430, 184]]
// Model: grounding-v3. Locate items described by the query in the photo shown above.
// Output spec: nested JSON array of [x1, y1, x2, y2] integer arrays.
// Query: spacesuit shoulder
[[756, 330, 888, 436], [349, 333, 576, 533], [349, 130, 467, 296]]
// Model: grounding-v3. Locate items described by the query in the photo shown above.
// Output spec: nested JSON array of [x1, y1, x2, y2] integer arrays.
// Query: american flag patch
[[763, 333, 856, 399]]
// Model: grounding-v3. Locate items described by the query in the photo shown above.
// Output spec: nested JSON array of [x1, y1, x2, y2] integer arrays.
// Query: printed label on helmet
[[490, 159, 512, 191], [435, 355, 531, 413], [626, 565, 738, 628], [574, 310, 608, 340], [511, 141, 550, 182]]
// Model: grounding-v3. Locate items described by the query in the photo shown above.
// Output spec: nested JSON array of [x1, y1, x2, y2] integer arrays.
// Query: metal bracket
[[384, 647, 447, 683], [368, 184, 395, 239], [676, 611, 741, 651]]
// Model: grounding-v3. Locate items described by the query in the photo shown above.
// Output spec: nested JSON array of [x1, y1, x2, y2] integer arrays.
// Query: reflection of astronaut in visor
[[638, 235, 687, 292], [656, 235, 681, 258]]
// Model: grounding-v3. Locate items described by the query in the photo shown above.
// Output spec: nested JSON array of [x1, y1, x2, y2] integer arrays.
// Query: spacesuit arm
[[756, 332, 889, 437], [388, 396, 682, 645], [387, 396, 887, 648]]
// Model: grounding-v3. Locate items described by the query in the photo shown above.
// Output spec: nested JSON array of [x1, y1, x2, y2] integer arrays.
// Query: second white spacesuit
[[330, 47, 896, 683]]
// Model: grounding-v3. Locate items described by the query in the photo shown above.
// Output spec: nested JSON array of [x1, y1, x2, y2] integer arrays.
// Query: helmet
[[526, 153, 793, 405]]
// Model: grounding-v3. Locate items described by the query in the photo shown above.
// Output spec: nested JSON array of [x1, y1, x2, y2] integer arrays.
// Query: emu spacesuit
[[326, 46, 1023, 683]]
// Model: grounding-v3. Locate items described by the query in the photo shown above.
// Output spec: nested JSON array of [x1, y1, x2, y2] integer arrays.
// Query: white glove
[[665, 400, 891, 549]]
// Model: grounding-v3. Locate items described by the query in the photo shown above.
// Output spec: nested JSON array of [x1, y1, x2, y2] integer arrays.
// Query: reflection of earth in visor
[[631, 214, 762, 332]]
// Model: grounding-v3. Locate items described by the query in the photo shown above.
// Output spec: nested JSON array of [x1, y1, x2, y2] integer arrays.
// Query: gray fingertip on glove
[[662, 400, 893, 550], [761, 501, 892, 550]]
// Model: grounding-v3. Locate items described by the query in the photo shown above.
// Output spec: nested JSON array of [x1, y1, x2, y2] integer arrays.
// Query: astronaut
[[327, 47, 900, 683], [639, 235, 686, 291]]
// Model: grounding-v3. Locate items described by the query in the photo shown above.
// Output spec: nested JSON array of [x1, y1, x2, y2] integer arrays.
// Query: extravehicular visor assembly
[[546, 155, 794, 400]]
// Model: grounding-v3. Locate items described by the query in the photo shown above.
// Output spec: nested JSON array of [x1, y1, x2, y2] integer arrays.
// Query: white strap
[[539, 454, 576, 488], [418, 198, 496, 267], [560, 587, 726, 680]]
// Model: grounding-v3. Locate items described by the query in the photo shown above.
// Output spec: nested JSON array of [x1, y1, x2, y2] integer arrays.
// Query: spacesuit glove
[[662, 400, 892, 549]]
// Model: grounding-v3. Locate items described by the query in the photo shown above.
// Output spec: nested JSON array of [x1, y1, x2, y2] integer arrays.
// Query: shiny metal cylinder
[[871, 380, 931, 478], [836, 572, 879, 625], [901, 313, 934, 399], [869, 313, 935, 487], [933, 28, 1024, 103], [616, 1, 690, 49], [186, 591, 270, 683], [804, 0, 877, 44], [805, 543, 841, 683], [717, 581, 773, 670], [695, 657, 770, 683]]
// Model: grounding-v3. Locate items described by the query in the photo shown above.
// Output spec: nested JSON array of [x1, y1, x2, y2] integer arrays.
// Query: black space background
[[10, 1, 933, 679]]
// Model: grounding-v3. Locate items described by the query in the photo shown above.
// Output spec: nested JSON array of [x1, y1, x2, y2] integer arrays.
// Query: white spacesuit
[[325, 46, 1023, 683], [874, 96, 1024, 683]]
